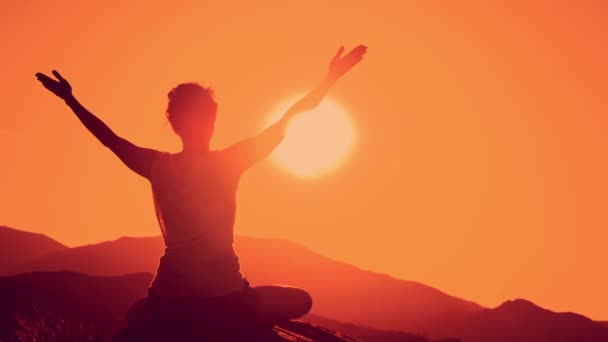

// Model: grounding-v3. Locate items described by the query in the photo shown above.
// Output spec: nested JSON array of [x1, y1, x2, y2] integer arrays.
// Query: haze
[[1, 1, 607, 320]]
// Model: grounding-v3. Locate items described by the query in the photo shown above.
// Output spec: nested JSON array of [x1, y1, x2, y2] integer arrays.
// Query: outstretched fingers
[[355, 44, 368, 52], [35, 72, 54, 83], [348, 45, 368, 59], [35, 73, 60, 91], [35, 70, 67, 84], [35, 70, 72, 99], [345, 45, 367, 65], [333, 46, 345, 60], [52, 70, 66, 83]]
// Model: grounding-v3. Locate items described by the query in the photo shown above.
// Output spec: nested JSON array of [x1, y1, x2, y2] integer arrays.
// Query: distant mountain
[[10, 233, 482, 336], [0, 226, 67, 274], [308, 299, 608, 342], [5, 228, 608, 341], [236, 236, 481, 337], [4, 271, 608, 342], [14, 235, 164, 276], [447, 299, 608, 342], [0, 271, 440, 342]]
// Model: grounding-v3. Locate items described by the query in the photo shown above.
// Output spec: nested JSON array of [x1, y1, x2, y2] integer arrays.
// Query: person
[[35, 45, 367, 330]]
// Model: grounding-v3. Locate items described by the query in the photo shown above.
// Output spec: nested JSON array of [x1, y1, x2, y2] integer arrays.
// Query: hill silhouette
[[3, 226, 608, 341], [0, 226, 67, 274], [445, 299, 608, 342], [4, 271, 608, 341], [6, 228, 481, 336], [0, 271, 446, 342]]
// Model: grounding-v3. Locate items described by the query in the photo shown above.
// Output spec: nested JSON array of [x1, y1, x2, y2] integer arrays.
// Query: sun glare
[[266, 96, 356, 178]]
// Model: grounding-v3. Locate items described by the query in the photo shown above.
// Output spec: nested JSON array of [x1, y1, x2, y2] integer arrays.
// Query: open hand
[[35, 70, 72, 100], [328, 45, 367, 81]]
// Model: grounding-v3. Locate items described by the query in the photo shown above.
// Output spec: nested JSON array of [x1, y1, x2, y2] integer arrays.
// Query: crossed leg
[[251, 285, 313, 323], [125, 285, 313, 328]]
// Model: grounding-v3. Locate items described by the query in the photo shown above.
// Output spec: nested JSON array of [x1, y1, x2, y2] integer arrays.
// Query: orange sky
[[2, 1, 607, 320]]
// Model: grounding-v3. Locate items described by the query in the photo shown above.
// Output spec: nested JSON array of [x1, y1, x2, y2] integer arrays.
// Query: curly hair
[[166, 82, 217, 136]]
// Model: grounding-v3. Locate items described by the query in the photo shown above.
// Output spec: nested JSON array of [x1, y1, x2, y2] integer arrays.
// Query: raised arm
[[226, 45, 367, 172], [35, 70, 159, 179]]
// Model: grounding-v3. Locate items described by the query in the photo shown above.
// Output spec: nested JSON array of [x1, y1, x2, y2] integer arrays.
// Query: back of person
[[36, 44, 365, 336], [148, 150, 246, 298]]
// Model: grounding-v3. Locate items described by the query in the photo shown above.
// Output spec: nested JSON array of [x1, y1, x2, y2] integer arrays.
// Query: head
[[166, 82, 218, 147]]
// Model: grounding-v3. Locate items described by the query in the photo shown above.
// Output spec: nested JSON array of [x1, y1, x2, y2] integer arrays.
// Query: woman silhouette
[[35, 45, 367, 329]]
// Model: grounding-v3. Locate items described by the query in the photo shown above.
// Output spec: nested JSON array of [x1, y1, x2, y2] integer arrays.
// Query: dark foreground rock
[[114, 319, 359, 342]]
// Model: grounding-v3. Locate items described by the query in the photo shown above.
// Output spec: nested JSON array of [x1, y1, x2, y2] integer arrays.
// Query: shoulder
[[153, 151, 173, 163], [148, 151, 173, 181], [214, 148, 245, 177]]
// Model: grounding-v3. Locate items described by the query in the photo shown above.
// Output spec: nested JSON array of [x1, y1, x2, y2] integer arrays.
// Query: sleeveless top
[[148, 150, 245, 297]]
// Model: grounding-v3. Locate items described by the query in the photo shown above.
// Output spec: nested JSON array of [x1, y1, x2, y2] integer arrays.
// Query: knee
[[300, 290, 313, 316]]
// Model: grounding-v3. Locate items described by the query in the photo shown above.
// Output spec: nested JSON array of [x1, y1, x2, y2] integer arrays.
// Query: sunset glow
[[268, 97, 355, 177], [3, 0, 608, 323]]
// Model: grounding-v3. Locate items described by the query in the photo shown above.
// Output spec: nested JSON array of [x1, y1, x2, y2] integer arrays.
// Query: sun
[[266, 96, 356, 178]]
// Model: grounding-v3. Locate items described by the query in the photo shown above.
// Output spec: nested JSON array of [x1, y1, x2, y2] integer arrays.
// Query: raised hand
[[328, 45, 367, 81], [35, 70, 72, 100]]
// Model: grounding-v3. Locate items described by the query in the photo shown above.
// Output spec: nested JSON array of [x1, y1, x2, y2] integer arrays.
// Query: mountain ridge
[[1, 271, 443, 342], [4, 226, 482, 336], [0, 226, 68, 275], [3, 226, 608, 341]]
